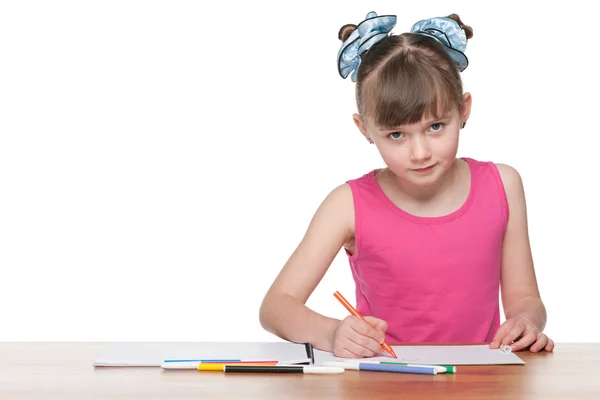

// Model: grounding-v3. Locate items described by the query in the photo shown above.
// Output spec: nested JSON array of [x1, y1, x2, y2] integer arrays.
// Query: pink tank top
[[345, 158, 508, 343]]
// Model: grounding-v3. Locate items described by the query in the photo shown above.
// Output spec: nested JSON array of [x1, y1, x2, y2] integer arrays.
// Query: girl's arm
[[259, 183, 354, 351], [491, 163, 554, 352], [259, 183, 386, 354]]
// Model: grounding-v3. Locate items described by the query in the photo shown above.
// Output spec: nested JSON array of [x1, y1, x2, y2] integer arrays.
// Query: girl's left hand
[[490, 316, 554, 352]]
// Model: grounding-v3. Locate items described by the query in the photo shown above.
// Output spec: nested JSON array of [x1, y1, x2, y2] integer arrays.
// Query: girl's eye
[[430, 123, 444, 132], [388, 132, 404, 140]]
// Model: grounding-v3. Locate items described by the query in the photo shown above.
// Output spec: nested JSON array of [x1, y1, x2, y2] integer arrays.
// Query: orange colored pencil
[[334, 291, 397, 358]]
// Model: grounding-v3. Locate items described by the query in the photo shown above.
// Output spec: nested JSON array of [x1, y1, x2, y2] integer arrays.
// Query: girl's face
[[355, 93, 471, 188]]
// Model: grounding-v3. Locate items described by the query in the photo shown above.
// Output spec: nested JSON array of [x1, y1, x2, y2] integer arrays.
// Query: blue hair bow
[[410, 17, 469, 71], [337, 13, 470, 81], [337, 11, 397, 82]]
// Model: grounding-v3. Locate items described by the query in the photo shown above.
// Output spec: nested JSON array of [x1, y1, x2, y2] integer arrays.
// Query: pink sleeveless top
[[345, 158, 508, 343]]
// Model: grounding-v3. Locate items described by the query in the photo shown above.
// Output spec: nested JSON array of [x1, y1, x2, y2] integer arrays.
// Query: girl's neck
[[379, 158, 465, 206]]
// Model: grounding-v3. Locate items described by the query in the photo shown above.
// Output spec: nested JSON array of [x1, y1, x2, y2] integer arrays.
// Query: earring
[[461, 122, 466, 129], [367, 138, 374, 144]]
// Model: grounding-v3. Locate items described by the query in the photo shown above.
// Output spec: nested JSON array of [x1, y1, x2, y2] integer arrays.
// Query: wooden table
[[1, 343, 599, 399]]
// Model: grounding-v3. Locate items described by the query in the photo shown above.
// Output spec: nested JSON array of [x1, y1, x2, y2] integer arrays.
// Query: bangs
[[361, 48, 462, 129]]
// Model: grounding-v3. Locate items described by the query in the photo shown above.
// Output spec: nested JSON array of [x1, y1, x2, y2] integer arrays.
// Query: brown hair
[[338, 14, 474, 129]]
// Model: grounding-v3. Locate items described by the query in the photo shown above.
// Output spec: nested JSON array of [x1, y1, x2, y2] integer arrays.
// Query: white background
[[1, 1, 598, 342]]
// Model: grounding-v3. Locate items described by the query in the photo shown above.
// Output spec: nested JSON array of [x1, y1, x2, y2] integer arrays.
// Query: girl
[[259, 12, 554, 358]]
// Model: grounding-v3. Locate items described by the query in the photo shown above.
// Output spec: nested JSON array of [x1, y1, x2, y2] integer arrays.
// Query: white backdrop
[[1, 1, 598, 342]]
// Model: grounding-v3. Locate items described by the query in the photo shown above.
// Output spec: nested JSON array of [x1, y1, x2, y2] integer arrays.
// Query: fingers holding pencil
[[332, 291, 397, 359], [361, 316, 396, 358], [332, 316, 386, 358], [363, 315, 388, 339]]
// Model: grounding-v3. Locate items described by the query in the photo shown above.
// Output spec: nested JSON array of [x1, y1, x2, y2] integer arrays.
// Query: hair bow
[[337, 11, 397, 82], [410, 17, 469, 71]]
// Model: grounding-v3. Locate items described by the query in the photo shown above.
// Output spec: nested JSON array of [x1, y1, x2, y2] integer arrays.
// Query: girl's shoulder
[[317, 169, 380, 237], [468, 159, 525, 215], [493, 163, 525, 213], [314, 182, 356, 236], [465, 157, 523, 190], [494, 163, 523, 187]]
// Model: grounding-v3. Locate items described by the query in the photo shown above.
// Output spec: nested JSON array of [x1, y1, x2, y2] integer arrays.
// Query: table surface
[[1, 342, 599, 399]]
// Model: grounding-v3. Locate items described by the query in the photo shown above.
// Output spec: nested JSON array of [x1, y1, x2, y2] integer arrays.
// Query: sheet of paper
[[94, 342, 312, 367], [313, 345, 524, 365]]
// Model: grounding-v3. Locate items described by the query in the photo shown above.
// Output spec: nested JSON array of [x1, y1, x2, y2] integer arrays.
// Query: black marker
[[223, 365, 343, 374]]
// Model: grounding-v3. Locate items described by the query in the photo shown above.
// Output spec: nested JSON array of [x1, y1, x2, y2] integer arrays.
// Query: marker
[[163, 359, 241, 363], [326, 361, 454, 374], [162, 361, 279, 370], [198, 363, 280, 371], [334, 291, 397, 358], [161, 359, 309, 370], [201, 365, 344, 374], [323, 361, 437, 375], [380, 361, 456, 374]]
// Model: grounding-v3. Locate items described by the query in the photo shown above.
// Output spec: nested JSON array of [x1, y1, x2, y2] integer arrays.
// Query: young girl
[[259, 11, 554, 358]]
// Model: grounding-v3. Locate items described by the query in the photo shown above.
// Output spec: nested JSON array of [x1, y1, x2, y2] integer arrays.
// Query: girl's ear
[[461, 92, 472, 124], [353, 113, 372, 143]]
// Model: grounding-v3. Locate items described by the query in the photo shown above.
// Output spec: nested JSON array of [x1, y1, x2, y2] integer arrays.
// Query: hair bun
[[338, 24, 357, 42], [446, 13, 473, 39]]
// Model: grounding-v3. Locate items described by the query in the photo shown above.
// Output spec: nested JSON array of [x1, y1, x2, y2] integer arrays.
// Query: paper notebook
[[314, 344, 525, 365], [93, 342, 314, 367], [94, 343, 523, 367]]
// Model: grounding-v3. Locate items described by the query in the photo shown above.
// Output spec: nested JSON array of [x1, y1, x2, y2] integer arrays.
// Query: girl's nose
[[409, 136, 432, 162]]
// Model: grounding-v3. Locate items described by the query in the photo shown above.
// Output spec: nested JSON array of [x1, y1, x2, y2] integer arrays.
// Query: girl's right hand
[[331, 315, 388, 358]]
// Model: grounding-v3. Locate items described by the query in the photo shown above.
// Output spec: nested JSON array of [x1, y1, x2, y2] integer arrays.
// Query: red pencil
[[334, 291, 397, 358]]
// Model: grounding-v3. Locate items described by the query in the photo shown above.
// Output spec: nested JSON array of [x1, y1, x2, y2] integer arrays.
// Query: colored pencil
[[333, 291, 397, 358]]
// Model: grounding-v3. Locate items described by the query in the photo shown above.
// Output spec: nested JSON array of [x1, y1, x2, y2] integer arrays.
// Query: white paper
[[313, 345, 525, 365], [94, 342, 312, 367]]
